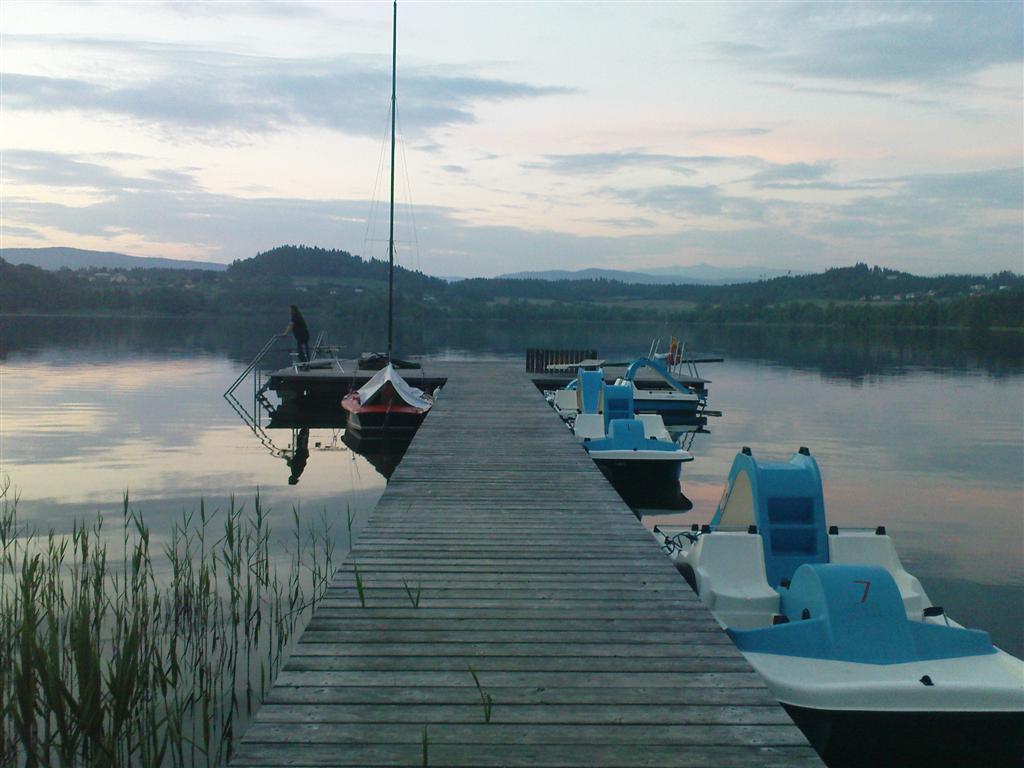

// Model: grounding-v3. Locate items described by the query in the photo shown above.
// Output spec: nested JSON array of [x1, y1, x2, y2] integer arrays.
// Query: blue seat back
[[602, 385, 634, 432], [577, 369, 604, 414], [729, 563, 995, 664], [712, 451, 829, 588], [609, 418, 645, 445], [586, 419, 680, 455]]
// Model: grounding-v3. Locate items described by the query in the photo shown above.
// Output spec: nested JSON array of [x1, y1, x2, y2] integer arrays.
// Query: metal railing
[[224, 334, 284, 441], [226, 334, 281, 400]]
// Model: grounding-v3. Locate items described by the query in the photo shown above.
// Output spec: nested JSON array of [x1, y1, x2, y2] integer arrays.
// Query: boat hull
[[343, 403, 428, 435], [590, 454, 690, 509], [783, 704, 1024, 767], [631, 394, 701, 421], [637, 400, 702, 425]]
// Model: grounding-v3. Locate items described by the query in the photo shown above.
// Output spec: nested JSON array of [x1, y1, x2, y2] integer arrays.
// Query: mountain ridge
[[1, 247, 227, 272], [497, 265, 803, 285]]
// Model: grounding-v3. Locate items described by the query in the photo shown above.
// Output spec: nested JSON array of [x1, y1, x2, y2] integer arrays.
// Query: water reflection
[[229, 367, 412, 483], [0, 316, 1020, 659], [4, 315, 1021, 380], [285, 428, 310, 484], [341, 430, 412, 480]]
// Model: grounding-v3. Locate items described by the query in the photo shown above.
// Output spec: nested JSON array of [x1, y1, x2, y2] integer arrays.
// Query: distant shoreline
[[2, 311, 1021, 333]]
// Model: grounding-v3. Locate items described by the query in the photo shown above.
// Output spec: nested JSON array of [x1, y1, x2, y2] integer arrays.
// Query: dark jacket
[[291, 307, 310, 342]]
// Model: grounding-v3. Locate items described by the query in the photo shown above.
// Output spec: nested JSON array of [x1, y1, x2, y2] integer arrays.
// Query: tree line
[[2, 246, 1021, 330]]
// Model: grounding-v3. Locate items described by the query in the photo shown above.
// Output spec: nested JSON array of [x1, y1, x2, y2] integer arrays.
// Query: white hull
[[659, 526, 1024, 761], [747, 645, 1024, 714]]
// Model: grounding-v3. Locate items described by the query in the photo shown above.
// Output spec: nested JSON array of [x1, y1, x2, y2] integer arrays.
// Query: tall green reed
[[0, 478, 338, 768]]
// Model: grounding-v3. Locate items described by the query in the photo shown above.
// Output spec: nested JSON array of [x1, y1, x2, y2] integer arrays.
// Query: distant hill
[[498, 268, 676, 284], [1, 247, 227, 271], [644, 264, 803, 284], [497, 264, 802, 285], [3, 246, 1021, 329], [227, 244, 446, 288]]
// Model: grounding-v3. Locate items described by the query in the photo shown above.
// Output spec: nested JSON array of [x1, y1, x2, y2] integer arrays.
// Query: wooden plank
[[241, 722, 810, 745], [278, 655, 770, 675], [231, 361, 821, 767], [231, 743, 821, 767], [251, 703, 792, 726]]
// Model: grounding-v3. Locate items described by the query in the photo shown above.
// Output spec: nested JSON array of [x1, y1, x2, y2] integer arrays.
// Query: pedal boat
[[571, 373, 693, 507], [546, 357, 704, 425], [614, 356, 703, 424], [654, 447, 1024, 766], [341, 363, 433, 436]]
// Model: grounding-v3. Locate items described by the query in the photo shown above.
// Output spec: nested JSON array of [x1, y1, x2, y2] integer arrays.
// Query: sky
[[1, 1, 1022, 278]]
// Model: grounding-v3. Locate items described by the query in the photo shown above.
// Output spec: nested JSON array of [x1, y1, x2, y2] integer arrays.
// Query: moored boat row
[[546, 360, 698, 510]]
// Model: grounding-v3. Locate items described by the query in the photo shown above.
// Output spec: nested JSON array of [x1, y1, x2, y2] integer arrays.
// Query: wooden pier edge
[[230, 361, 822, 767]]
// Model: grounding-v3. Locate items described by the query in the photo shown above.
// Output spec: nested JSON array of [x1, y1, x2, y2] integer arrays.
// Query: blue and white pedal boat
[[571, 374, 693, 508], [614, 356, 704, 424], [546, 358, 704, 425], [655, 447, 1024, 766]]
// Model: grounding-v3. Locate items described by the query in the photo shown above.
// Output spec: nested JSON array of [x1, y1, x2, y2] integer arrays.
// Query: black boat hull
[[783, 704, 1024, 767]]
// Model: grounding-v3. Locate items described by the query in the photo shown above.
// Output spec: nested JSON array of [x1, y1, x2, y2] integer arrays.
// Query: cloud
[[159, 1, 327, 20], [687, 127, 773, 138], [0, 224, 45, 241], [4, 151, 1020, 276], [747, 161, 836, 189], [525, 151, 731, 176], [609, 183, 767, 221], [806, 167, 1024, 268], [741, 160, 884, 191], [837, 168, 1023, 225], [0, 150, 812, 271], [1, 38, 572, 140], [594, 216, 657, 229], [713, 2, 1024, 84], [2, 149, 168, 190], [441, 165, 467, 174], [897, 168, 1023, 210]]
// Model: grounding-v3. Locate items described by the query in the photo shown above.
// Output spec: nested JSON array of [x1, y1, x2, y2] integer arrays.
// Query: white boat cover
[[355, 363, 433, 409]]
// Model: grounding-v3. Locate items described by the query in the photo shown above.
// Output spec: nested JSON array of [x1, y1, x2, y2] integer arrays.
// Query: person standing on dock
[[282, 304, 310, 362]]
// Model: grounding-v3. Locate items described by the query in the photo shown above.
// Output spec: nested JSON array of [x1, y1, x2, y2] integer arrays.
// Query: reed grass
[[402, 580, 422, 608], [352, 565, 366, 608], [0, 478, 338, 768], [467, 665, 493, 724]]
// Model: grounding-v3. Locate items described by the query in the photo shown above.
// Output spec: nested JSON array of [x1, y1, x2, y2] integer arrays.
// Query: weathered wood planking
[[231, 361, 821, 767]]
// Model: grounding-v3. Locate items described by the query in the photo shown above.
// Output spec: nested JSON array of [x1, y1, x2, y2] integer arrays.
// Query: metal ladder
[[224, 334, 282, 436]]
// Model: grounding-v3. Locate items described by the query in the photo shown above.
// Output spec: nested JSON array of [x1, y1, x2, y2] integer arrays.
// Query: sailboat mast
[[386, 0, 397, 359]]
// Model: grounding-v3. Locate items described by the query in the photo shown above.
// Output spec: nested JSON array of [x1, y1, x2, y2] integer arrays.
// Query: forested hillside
[[2, 247, 1021, 330]]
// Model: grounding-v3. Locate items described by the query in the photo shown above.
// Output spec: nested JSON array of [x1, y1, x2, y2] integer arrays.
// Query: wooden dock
[[231, 361, 822, 767]]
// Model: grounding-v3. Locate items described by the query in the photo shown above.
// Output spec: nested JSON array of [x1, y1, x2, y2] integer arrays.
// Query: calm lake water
[[1, 316, 1021, 657]]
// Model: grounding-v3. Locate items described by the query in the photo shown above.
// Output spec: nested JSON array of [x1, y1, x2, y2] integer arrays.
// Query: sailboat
[[342, 0, 434, 435]]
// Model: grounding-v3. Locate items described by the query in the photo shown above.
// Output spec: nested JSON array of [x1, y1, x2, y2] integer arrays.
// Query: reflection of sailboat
[[342, 429, 412, 480]]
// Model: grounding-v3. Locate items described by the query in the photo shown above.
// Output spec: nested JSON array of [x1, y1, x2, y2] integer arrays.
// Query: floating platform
[[530, 365, 711, 395], [230, 361, 820, 767]]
